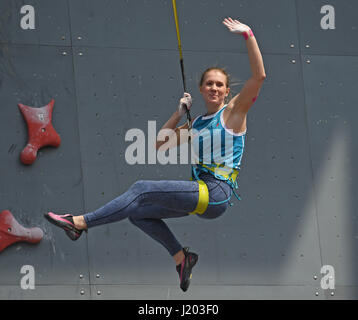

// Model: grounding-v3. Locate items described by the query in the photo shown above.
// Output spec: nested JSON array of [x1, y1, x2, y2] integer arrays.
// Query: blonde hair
[[199, 67, 230, 87]]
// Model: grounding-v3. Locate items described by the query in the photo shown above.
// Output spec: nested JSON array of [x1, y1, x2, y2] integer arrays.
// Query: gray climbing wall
[[0, 0, 357, 300]]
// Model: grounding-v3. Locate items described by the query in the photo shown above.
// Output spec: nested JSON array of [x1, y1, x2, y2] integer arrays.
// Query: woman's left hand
[[222, 17, 251, 34]]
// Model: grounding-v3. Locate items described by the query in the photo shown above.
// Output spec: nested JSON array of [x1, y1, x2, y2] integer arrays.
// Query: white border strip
[[220, 111, 247, 136]]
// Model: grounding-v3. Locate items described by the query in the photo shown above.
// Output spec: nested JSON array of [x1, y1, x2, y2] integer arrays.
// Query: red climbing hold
[[0, 210, 43, 252], [18, 99, 61, 165]]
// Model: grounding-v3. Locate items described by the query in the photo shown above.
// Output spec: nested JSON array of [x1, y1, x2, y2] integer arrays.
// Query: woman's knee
[[130, 179, 153, 195], [130, 179, 143, 190]]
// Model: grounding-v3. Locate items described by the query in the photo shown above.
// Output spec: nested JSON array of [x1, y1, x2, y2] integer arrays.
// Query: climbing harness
[[188, 179, 209, 215], [189, 163, 242, 215]]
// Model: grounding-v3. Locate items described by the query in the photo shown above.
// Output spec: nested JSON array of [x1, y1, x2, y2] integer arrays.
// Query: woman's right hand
[[178, 92, 192, 117]]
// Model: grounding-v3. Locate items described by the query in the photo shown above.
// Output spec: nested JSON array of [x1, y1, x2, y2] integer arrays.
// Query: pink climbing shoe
[[44, 212, 86, 241]]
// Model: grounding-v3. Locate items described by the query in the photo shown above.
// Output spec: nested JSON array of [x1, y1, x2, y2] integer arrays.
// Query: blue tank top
[[190, 105, 246, 185]]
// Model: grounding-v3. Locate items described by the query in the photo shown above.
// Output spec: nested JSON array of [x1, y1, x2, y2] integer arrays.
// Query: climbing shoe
[[176, 247, 199, 292], [44, 212, 86, 241]]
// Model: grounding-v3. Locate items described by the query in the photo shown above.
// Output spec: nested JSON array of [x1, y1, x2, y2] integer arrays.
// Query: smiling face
[[199, 69, 230, 111]]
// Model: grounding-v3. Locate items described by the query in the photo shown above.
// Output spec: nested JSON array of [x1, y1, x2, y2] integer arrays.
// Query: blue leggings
[[83, 173, 233, 256]]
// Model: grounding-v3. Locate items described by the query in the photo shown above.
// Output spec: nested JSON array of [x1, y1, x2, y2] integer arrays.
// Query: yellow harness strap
[[202, 164, 239, 182], [188, 179, 209, 215], [189, 164, 240, 215]]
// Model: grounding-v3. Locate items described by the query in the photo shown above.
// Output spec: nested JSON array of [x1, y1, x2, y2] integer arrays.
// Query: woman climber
[[44, 17, 266, 292]]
